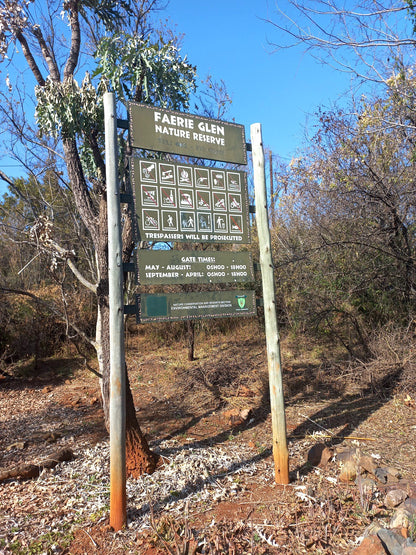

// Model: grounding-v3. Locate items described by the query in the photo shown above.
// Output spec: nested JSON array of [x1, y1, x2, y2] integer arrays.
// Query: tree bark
[[10, 0, 159, 479], [63, 143, 157, 477], [125, 368, 159, 476], [0, 449, 75, 482]]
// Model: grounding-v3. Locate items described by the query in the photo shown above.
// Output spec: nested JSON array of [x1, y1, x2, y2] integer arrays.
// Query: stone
[[307, 443, 333, 468], [377, 528, 406, 555], [375, 467, 389, 484], [336, 448, 359, 483], [389, 507, 412, 529], [238, 385, 255, 397], [222, 407, 252, 427], [336, 447, 359, 462], [6, 441, 27, 451], [401, 527, 410, 539], [239, 408, 252, 421], [350, 535, 387, 555], [363, 520, 385, 538], [359, 454, 378, 475], [356, 476, 378, 496], [404, 497, 416, 515], [385, 466, 402, 482], [402, 548, 416, 555], [384, 488, 408, 509], [223, 408, 241, 425], [339, 458, 358, 482]]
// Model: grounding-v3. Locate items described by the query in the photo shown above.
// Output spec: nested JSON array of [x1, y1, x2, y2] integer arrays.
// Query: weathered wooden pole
[[104, 92, 127, 529], [269, 149, 275, 227], [251, 123, 289, 485]]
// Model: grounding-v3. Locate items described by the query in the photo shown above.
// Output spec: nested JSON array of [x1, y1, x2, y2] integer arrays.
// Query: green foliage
[[4, 524, 75, 554], [35, 34, 196, 141], [0, 292, 64, 363], [35, 73, 106, 140], [79, 0, 134, 31], [405, 0, 416, 34], [35, 31, 196, 179], [93, 32, 197, 108]]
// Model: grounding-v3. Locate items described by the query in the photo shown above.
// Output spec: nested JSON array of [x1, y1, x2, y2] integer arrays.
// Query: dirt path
[[1, 324, 415, 553]]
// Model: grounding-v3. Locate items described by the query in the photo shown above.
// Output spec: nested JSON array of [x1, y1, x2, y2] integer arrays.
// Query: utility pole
[[104, 92, 127, 530], [251, 123, 289, 485], [269, 150, 275, 228]]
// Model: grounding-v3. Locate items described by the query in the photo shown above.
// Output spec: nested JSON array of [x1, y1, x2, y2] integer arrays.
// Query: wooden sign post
[[104, 97, 289, 531], [251, 123, 289, 485], [105, 92, 127, 530]]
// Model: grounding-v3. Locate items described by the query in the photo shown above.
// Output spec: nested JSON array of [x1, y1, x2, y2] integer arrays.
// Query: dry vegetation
[[0, 318, 416, 554]]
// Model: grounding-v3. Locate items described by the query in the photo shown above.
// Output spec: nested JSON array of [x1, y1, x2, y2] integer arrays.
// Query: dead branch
[[0, 448, 75, 482]]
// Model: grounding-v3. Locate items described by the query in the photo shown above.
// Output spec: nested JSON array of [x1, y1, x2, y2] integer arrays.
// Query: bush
[[349, 323, 416, 394], [0, 285, 96, 369]]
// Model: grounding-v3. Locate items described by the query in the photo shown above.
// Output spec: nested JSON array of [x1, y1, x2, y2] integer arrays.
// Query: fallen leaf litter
[[0, 437, 272, 549]]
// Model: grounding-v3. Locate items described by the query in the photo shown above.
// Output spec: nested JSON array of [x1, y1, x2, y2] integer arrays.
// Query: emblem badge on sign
[[236, 295, 247, 309]]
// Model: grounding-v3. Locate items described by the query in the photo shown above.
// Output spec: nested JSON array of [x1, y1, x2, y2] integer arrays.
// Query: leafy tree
[[272, 82, 416, 355], [266, 1, 416, 354], [0, 170, 99, 368], [0, 0, 197, 476]]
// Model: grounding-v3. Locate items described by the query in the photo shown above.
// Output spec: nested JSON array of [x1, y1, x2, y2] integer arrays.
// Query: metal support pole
[[251, 123, 289, 485], [104, 92, 127, 529]]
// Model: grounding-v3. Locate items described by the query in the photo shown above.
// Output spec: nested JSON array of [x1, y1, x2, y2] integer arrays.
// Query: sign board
[[128, 103, 247, 165], [136, 290, 256, 322], [131, 157, 251, 244], [136, 250, 254, 285]]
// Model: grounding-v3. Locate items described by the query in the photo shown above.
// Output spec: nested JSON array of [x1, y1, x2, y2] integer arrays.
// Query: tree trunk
[[96, 203, 157, 477], [97, 297, 157, 476], [187, 319, 195, 361], [63, 138, 157, 477], [125, 367, 159, 476]]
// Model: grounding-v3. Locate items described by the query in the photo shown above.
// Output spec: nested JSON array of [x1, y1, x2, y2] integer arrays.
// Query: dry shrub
[[0, 292, 64, 364], [352, 323, 416, 394], [0, 285, 96, 369], [190, 358, 243, 391], [130, 317, 261, 350], [136, 321, 189, 348]]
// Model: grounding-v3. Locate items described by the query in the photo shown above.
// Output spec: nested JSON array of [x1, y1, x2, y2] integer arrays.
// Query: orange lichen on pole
[[110, 467, 126, 530], [105, 92, 127, 531]]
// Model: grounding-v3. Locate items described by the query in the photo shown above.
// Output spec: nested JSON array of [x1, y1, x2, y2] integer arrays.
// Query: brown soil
[[0, 320, 415, 553]]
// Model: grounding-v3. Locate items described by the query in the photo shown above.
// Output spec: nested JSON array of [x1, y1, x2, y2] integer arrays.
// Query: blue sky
[[0, 0, 355, 196], [163, 0, 354, 162]]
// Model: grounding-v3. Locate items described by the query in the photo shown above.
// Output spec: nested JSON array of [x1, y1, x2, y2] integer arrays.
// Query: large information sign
[[131, 157, 251, 244], [129, 103, 247, 165], [136, 250, 254, 285], [137, 290, 256, 322]]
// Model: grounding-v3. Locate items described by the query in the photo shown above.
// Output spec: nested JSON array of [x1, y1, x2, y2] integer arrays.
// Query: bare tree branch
[[15, 30, 45, 86], [269, 1, 415, 84], [0, 286, 98, 350], [64, 0, 81, 80]]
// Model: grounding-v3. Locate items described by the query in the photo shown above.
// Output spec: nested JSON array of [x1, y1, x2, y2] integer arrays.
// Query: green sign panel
[[128, 103, 247, 165], [131, 157, 251, 244], [136, 250, 254, 285], [136, 290, 256, 322]]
